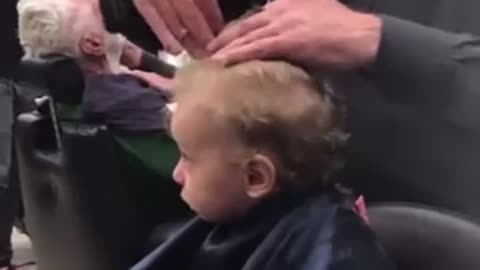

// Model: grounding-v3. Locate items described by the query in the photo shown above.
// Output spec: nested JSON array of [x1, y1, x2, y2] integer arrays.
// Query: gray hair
[[17, 0, 92, 58]]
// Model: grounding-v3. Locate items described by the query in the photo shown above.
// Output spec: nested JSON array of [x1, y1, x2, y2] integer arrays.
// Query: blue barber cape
[[131, 192, 395, 270]]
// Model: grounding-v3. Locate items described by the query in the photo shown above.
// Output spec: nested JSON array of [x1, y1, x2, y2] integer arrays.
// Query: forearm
[[367, 15, 480, 125]]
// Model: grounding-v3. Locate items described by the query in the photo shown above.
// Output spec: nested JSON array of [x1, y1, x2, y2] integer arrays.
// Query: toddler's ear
[[245, 154, 276, 199]]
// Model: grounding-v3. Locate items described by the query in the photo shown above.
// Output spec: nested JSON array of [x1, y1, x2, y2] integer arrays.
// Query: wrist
[[345, 12, 382, 68]]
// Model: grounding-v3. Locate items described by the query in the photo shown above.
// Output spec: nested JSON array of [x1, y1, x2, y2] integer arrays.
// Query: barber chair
[[359, 158, 480, 270], [351, 119, 480, 269], [16, 112, 147, 270], [369, 204, 480, 270], [359, 155, 480, 270], [13, 55, 189, 270]]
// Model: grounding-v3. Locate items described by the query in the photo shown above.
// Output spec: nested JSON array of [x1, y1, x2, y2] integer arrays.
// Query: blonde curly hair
[[173, 60, 348, 191]]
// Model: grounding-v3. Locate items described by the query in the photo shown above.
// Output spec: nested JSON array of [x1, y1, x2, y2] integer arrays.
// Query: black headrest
[[369, 204, 480, 270], [16, 54, 85, 105]]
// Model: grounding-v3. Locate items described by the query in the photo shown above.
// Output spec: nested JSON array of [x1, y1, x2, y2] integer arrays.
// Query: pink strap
[[354, 195, 369, 224]]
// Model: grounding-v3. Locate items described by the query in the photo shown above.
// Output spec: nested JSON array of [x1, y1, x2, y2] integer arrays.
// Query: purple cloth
[[82, 73, 170, 132]]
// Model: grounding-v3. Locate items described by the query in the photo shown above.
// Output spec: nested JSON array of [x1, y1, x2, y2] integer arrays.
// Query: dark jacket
[[0, 80, 15, 190], [99, 0, 480, 217], [0, 0, 22, 79], [338, 0, 480, 217], [0, 0, 23, 189], [131, 192, 395, 270]]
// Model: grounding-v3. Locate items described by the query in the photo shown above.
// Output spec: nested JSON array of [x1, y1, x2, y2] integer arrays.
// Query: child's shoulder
[[261, 194, 395, 270], [278, 194, 364, 238]]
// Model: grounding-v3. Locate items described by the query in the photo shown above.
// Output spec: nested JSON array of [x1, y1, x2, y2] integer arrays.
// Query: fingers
[[194, 0, 224, 34], [129, 70, 174, 90], [134, 0, 217, 55], [170, 0, 215, 47], [213, 36, 285, 66], [207, 11, 271, 53], [133, 0, 182, 54], [151, 0, 187, 42], [182, 35, 208, 58], [219, 23, 281, 53]]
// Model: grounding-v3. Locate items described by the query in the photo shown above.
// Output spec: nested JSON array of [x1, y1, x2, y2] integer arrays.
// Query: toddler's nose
[[173, 160, 185, 186]]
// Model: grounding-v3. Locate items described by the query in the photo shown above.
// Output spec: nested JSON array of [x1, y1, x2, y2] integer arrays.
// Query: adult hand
[[127, 70, 174, 91], [208, 0, 382, 70], [120, 40, 143, 69], [133, 0, 223, 57]]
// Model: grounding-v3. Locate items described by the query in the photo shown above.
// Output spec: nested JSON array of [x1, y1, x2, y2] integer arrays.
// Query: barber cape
[[131, 192, 395, 270]]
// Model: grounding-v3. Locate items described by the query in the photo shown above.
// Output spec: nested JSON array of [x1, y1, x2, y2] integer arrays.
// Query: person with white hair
[[17, 0, 173, 132], [18, 0, 124, 70], [16, 0, 189, 233]]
